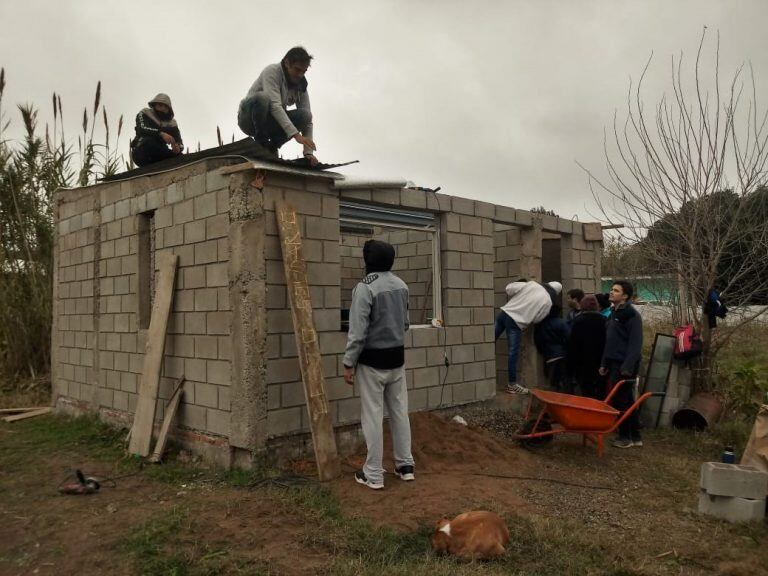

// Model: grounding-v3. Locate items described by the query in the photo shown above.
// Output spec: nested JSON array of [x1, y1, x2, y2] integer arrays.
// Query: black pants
[[545, 358, 573, 394], [132, 139, 176, 167], [577, 374, 606, 400], [607, 360, 641, 441], [237, 93, 312, 151]]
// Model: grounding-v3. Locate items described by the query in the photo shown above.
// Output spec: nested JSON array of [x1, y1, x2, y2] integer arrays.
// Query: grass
[[3, 403, 768, 574], [0, 413, 131, 469], [0, 417, 768, 576]]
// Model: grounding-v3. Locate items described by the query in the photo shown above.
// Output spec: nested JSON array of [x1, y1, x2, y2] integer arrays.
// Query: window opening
[[339, 202, 442, 330], [137, 211, 156, 329]]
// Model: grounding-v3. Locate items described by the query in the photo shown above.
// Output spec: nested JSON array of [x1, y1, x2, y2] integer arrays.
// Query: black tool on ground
[[58, 469, 101, 495]]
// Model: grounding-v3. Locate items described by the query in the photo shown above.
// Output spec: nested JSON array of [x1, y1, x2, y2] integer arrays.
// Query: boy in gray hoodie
[[343, 240, 415, 490]]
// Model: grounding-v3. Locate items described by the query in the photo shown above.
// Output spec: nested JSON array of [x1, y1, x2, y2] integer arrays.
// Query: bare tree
[[582, 31, 768, 390]]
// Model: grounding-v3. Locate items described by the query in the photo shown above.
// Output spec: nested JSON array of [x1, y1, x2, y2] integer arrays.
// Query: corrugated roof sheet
[[101, 138, 357, 182]]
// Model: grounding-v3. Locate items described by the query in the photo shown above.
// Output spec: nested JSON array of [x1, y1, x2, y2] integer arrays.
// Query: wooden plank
[[275, 202, 341, 481], [0, 407, 45, 414], [149, 376, 185, 463], [128, 252, 179, 456], [2, 407, 52, 422]]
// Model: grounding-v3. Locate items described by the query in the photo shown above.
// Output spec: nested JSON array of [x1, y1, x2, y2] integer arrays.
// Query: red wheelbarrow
[[514, 380, 662, 457]]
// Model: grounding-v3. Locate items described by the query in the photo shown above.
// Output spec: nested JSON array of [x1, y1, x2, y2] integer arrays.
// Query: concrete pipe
[[672, 392, 723, 430]]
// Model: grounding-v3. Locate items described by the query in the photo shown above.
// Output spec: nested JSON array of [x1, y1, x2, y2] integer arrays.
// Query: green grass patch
[[125, 506, 190, 576], [0, 414, 133, 470]]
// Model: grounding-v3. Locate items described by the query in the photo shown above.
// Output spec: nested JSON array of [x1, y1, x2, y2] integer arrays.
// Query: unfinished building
[[51, 141, 603, 466]]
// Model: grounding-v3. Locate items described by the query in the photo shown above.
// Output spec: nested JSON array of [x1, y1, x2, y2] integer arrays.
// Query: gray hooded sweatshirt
[[242, 63, 313, 156], [343, 241, 409, 370]]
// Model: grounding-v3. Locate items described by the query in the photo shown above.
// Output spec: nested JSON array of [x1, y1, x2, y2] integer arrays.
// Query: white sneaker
[[394, 465, 415, 481], [506, 383, 530, 395], [354, 470, 384, 490]]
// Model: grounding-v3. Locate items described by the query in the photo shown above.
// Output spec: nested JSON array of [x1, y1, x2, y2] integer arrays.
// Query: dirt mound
[[332, 411, 534, 530], [407, 411, 526, 472]]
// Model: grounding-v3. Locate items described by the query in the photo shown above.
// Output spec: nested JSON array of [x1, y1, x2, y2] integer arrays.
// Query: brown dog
[[431, 511, 510, 560]]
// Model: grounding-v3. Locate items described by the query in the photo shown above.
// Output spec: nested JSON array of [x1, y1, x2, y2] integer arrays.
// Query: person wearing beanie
[[131, 93, 184, 167], [237, 46, 319, 165], [343, 240, 415, 490], [494, 279, 555, 395], [566, 294, 607, 399]]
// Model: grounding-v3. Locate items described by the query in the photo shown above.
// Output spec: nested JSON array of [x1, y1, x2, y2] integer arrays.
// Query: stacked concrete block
[[438, 203, 496, 406], [263, 175, 342, 439], [53, 189, 98, 408], [698, 462, 768, 523]]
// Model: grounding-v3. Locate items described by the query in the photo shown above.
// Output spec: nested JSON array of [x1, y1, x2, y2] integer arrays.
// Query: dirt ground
[[1, 404, 767, 575]]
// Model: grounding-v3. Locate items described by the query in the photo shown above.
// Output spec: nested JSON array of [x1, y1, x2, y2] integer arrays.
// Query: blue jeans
[[495, 312, 521, 383]]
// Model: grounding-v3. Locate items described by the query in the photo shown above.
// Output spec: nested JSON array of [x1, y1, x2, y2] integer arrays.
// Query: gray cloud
[[1, 0, 766, 220]]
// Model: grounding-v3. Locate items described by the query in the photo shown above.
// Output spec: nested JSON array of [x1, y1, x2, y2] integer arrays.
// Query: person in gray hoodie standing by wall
[[599, 280, 644, 448], [343, 240, 415, 490], [237, 46, 319, 165]]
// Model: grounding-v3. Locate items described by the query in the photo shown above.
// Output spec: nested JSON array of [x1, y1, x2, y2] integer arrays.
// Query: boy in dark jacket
[[131, 93, 183, 167], [599, 280, 643, 448], [534, 301, 571, 393], [566, 294, 607, 399]]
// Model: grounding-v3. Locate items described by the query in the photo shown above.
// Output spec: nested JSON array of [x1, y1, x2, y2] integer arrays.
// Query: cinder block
[[173, 199, 194, 225], [698, 491, 766, 523], [194, 191, 218, 219], [700, 462, 768, 499]]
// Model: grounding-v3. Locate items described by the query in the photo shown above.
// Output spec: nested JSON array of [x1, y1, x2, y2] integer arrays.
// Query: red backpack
[[673, 324, 703, 360]]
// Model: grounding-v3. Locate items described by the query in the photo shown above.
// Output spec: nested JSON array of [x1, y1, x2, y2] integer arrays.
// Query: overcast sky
[[1, 1, 766, 221]]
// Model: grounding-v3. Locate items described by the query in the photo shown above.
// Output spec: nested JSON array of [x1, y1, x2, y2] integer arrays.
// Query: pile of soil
[[332, 412, 536, 530]]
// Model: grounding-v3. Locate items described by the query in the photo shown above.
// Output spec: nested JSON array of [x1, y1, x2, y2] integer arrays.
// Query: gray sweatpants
[[357, 363, 415, 485]]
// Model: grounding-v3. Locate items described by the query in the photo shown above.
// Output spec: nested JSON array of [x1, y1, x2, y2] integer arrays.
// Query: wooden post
[[129, 252, 178, 457], [149, 376, 185, 463], [275, 202, 341, 481]]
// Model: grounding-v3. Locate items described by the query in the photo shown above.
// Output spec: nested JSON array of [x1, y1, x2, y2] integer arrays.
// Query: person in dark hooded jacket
[[343, 240, 415, 490], [534, 300, 571, 392], [131, 93, 183, 167], [566, 294, 607, 399]]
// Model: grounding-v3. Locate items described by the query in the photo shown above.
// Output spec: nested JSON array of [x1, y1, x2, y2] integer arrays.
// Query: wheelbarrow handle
[[606, 390, 654, 434], [603, 378, 636, 405]]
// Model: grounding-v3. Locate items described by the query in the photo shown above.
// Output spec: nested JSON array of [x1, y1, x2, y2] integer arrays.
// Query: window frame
[[339, 203, 442, 329]]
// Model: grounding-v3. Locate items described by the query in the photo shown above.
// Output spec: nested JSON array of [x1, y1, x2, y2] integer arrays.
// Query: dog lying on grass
[[431, 511, 509, 560]]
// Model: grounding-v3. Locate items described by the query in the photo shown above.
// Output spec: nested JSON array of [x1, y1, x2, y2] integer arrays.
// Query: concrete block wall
[[53, 161, 234, 452], [54, 161, 603, 462], [340, 230, 369, 310], [262, 175, 345, 440], [53, 191, 98, 407]]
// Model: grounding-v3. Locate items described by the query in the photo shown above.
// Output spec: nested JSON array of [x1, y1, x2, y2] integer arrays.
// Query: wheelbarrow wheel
[[519, 417, 554, 447]]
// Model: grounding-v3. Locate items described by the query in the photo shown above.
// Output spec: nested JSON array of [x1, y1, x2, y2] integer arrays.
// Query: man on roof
[[131, 93, 184, 167], [237, 46, 319, 165]]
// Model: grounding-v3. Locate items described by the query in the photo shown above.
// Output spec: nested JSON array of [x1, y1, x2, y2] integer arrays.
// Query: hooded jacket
[[343, 241, 409, 370], [133, 102, 182, 150], [241, 62, 313, 156], [534, 305, 570, 361], [500, 282, 553, 329]]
